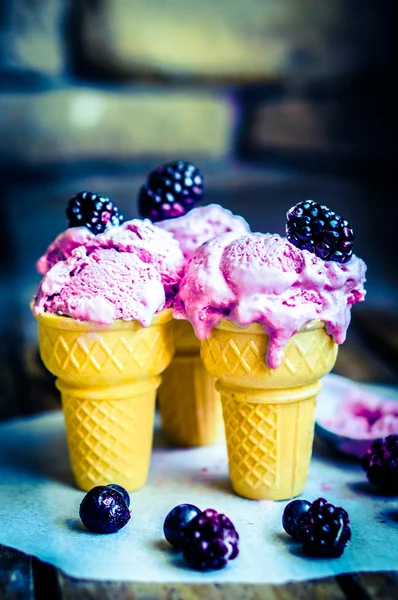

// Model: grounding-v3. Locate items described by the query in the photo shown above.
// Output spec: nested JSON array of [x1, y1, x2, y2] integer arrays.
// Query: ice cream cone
[[201, 319, 338, 500], [157, 319, 224, 446], [34, 308, 174, 492]]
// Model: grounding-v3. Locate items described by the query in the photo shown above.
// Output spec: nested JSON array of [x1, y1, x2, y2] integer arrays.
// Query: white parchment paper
[[0, 375, 397, 583]]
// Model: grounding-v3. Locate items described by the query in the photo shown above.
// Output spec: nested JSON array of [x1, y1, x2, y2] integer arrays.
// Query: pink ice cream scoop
[[156, 204, 250, 261], [36, 219, 184, 304], [33, 246, 165, 326], [36, 227, 95, 274], [174, 232, 367, 368], [85, 219, 184, 302]]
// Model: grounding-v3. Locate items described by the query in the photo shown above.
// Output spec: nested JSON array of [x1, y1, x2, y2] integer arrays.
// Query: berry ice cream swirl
[[157, 204, 250, 262], [174, 228, 367, 369], [34, 246, 167, 327]]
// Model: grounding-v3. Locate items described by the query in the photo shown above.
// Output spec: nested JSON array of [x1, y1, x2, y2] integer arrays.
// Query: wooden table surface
[[0, 305, 397, 600]]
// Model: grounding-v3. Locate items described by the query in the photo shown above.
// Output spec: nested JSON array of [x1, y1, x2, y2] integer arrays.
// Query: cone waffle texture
[[35, 309, 174, 491], [158, 320, 224, 446], [201, 319, 338, 500]]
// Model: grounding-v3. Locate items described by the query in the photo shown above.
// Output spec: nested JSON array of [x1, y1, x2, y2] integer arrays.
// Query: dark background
[[0, 0, 397, 419]]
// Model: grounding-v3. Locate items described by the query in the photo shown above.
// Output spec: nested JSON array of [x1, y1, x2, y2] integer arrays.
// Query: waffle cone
[[201, 319, 338, 500], [34, 309, 174, 492], [157, 320, 224, 446]]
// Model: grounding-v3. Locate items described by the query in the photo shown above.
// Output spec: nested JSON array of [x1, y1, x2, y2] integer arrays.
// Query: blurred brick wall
[[0, 0, 395, 173]]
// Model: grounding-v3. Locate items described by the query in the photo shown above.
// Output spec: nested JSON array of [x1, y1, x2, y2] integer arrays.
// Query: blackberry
[[163, 503, 201, 550], [180, 508, 239, 571], [138, 161, 204, 222], [296, 498, 351, 558], [286, 200, 354, 263], [360, 434, 398, 494], [79, 485, 131, 533], [282, 499, 312, 540], [67, 191, 124, 234]]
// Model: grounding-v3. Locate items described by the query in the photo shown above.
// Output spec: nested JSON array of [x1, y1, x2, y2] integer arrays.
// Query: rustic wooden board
[[351, 309, 398, 378], [0, 545, 33, 600], [56, 573, 348, 600], [353, 572, 398, 600], [333, 325, 398, 385]]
